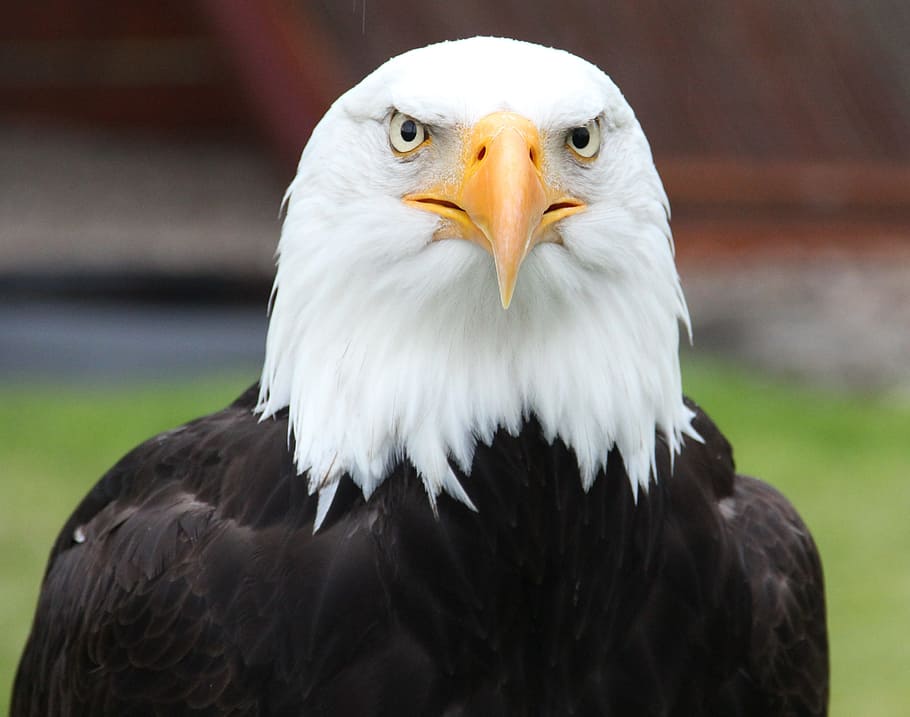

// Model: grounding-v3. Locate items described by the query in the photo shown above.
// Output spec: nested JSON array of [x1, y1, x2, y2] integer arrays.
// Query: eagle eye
[[566, 119, 601, 159], [390, 111, 428, 154]]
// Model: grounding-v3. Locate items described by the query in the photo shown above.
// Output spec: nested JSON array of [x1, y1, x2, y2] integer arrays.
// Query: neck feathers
[[256, 203, 696, 524]]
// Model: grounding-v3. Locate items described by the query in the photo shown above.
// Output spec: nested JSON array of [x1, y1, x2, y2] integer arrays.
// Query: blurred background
[[1, 2, 909, 715]]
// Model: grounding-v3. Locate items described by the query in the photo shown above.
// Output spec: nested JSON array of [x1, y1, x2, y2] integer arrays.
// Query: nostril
[[476, 146, 486, 161], [529, 147, 537, 165]]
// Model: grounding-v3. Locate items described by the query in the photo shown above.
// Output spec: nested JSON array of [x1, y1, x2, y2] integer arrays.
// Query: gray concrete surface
[[0, 299, 265, 384], [0, 124, 284, 275], [682, 260, 910, 397]]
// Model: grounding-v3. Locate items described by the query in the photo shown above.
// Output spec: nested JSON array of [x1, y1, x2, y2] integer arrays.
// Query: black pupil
[[400, 119, 418, 143], [571, 126, 590, 149]]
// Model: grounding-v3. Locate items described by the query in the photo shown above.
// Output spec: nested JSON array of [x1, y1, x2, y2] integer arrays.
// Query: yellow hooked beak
[[404, 112, 585, 308]]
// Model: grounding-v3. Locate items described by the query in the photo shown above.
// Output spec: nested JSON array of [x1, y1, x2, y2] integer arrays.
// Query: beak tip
[[497, 281, 515, 310], [494, 259, 519, 310]]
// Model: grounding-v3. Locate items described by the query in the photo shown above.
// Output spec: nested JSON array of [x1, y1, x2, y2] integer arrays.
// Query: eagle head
[[256, 37, 697, 527]]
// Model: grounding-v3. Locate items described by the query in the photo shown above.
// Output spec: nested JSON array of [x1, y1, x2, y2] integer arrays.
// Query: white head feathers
[[256, 37, 697, 526]]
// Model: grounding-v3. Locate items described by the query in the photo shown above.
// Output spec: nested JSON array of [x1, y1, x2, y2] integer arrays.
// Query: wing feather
[[725, 474, 829, 715]]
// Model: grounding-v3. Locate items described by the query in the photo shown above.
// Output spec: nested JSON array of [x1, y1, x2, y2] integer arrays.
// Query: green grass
[[2, 363, 908, 715]]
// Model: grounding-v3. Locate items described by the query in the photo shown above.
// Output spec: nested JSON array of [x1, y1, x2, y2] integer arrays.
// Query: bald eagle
[[13, 38, 827, 716]]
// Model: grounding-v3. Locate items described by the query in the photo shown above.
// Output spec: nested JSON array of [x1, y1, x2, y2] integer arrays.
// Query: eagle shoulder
[[679, 399, 829, 715], [12, 385, 404, 714]]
